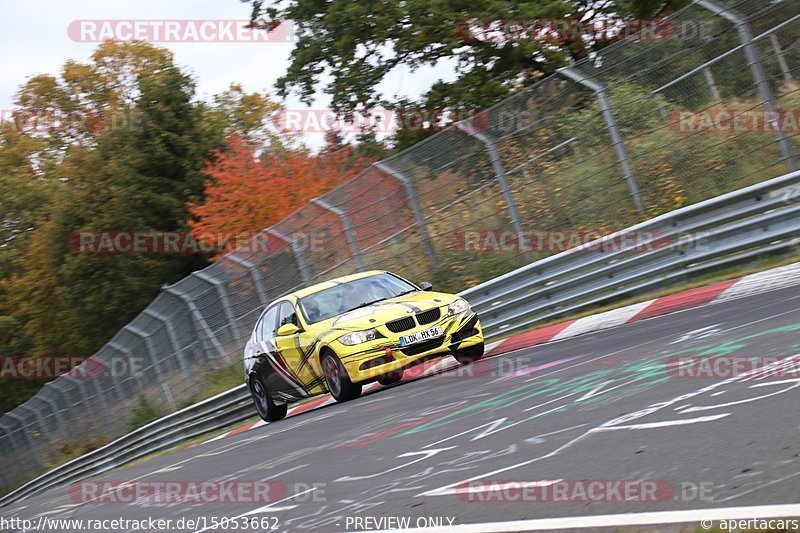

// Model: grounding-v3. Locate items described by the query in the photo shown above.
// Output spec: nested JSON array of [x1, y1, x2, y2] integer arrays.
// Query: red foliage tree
[[188, 134, 371, 255]]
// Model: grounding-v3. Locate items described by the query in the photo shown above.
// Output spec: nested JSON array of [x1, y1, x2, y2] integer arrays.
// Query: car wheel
[[321, 351, 362, 402], [377, 370, 404, 386], [454, 343, 485, 365], [249, 375, 288, 422]]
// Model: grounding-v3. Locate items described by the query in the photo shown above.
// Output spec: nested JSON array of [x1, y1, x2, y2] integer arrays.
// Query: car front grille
[[386, 316, 415, 333], [415, 307, 441, 325], [400, 338, 445, 356]]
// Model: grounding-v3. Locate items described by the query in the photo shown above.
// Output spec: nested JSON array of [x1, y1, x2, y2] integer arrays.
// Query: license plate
[[400, 326, 443, 347]]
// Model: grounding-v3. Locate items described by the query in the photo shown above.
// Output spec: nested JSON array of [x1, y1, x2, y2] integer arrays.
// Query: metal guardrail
[[463, 169, 800, 340], [0, 385, 252, 508], [2, 168, 798, 508]]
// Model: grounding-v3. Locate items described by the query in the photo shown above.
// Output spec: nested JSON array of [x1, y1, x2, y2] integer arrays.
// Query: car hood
[[314, 291, 460, 331]]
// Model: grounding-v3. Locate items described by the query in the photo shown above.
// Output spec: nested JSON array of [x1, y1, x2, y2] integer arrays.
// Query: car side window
[[277, 301, 300, 329], [257, 306, 279, 341]]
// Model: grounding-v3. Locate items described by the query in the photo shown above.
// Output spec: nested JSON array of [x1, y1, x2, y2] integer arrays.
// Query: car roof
[[286, 270, 389, 301]]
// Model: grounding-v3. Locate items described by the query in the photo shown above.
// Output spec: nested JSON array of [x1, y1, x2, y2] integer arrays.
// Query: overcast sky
[[1, 0, 456, 148]]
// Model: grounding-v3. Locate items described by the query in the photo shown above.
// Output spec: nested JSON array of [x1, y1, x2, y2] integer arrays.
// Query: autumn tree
[[188, 134, 373, 249]]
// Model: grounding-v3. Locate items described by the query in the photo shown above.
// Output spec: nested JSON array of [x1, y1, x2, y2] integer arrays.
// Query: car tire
[[321, 351, 362, 402], [454, 342, 485, 365], [249, 375, 288, 422], [377, 370, 404, 386]]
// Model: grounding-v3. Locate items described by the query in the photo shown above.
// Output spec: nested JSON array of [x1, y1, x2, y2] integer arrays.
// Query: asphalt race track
[[4, 285, 800, 532]]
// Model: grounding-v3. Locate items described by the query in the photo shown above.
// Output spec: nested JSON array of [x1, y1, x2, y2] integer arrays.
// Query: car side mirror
[[277, 323, 301, 336], [419, 282, 433, 291]]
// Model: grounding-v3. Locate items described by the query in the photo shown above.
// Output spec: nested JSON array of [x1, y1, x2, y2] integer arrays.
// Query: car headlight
[[448, 298, 471, 316], [338, 329, 379, 346]]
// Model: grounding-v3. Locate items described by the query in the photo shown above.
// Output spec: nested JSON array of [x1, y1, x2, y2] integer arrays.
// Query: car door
[[275, 300, 326, 395], [250, 304, 307, 401]]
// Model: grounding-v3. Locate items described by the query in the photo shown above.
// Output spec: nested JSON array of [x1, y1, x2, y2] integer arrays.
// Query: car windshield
[[298, 273, 418, 324]]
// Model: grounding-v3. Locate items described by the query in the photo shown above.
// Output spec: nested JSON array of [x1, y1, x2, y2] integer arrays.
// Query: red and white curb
[[488, 261, 800, 356], [200, 261, 800, 445]]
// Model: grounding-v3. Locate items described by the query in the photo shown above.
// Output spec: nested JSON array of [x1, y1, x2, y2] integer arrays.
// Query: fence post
[[124, 325, 177, 412], [558, 66, 645, 213], [71, 377, 101, 424], [226, 253, 269, 306], [374, 162, 440, 269], [164, 286, 229, 364], [40, 381, 69, 436], [3, 413, 30, 451], [769, 34, 793, 84], [72, 375, 114, 433], [0, 420, 26, 483], [0, 430, 15, 488], [86, 370, 114, 428], [455, 121, 526, 237], [697, 0, 796, 172], [267, 228, 313, 285], [16, 405, 46, 460], [310, 197, 365, 270], [143, 309, 193, 381], [703, 67, 721, 101], [108, 340, 149, 394], [193, 271, 244, 348]]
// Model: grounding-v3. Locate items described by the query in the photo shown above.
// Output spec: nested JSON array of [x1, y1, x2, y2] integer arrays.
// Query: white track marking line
[[371, 503, 800, 532], [524, 424, 588, 444], [193, 487, 318, 532], [150, 466, 182, 473], [600, 413, 731, 429], [717, 471, 800, 502], [680, 380, 800, 413], [335, 448, 456, 482], [417, 432, 595, 497], [522, 392, 580, 412], [421, 419, 509, 449]]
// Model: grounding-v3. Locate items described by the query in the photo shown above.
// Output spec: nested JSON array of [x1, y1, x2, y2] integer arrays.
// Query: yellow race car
[[244, 270, 484, 421]]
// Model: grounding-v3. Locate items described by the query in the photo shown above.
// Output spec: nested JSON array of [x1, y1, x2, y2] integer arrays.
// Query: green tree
[[45, 62, 211, 354], [243, 0, 689, 120], [6, 43, 225, 356]]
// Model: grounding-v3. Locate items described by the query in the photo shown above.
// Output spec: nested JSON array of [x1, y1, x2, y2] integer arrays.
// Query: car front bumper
[[339, 311, 484, 383]]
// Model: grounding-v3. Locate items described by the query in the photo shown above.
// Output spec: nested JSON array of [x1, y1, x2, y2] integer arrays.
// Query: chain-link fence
[[2, 0, 799, 494]]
